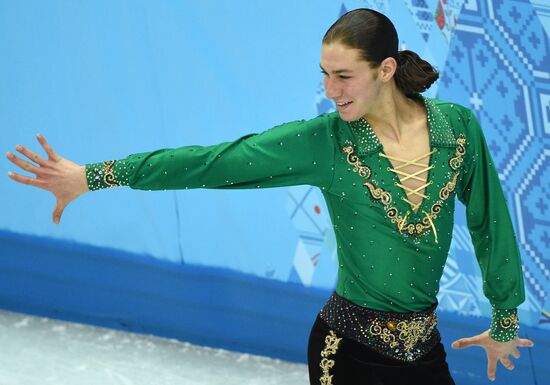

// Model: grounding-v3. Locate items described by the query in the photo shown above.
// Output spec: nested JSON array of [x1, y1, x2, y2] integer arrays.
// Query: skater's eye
[[320, 68, 352, 80]]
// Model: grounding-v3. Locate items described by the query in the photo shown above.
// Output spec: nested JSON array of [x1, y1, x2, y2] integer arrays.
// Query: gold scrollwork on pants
[[320, 330, 342, 385]]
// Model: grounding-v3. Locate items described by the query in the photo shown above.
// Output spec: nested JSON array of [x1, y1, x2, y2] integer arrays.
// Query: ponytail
[[394, 50, 439, 95]]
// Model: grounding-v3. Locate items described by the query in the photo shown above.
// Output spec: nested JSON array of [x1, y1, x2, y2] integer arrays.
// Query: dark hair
[[323, 8, 439, 96]]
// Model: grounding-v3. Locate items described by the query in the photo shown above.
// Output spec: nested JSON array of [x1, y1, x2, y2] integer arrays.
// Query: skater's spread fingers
[[487, 356, 497, 381], [36, 134, 61, 162], [499, 356, 515, 371], [7, 171, 48, 189], [518, 339, 534, 348], [14, 144, 48, 167], [6, 151, 41, 175]]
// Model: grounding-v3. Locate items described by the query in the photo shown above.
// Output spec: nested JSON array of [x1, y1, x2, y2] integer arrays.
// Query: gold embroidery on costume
[[369, 314, 438, 353], [102, 161, 122, 188], [449, 136, 466, 170], [341, 134, 466, 242], [342, 145, 371, 178], [364, 181, 392, 205], [440, 173, 458, 200], [85, 160, 127, 191], [370, 323, 397, 347], [319, 292, 440, 362], [320, 330, 342, 385], [499, 313, 518, 329], [489, 308, 519, 341]]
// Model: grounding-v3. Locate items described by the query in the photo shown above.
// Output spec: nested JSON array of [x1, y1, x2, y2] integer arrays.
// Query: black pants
[[307, 314, 456, 385]]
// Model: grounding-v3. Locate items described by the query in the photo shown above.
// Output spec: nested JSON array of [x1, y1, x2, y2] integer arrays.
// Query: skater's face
[[320, 42, 384, 122]]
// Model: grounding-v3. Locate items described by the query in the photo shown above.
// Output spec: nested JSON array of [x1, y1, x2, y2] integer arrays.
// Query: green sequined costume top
[[85, 95, 525, 342]]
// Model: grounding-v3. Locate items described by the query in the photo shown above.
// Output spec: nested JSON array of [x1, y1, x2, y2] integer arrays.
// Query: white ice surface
[[0, 309, 309, 385]]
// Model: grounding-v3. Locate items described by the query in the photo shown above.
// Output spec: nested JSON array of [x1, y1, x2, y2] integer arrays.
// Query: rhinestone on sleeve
[[488, 307, 519, 342], [85, 160, 130, 191]]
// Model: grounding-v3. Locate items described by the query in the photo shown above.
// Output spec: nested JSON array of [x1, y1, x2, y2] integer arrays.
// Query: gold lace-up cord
[[379, 149, 439, 243]]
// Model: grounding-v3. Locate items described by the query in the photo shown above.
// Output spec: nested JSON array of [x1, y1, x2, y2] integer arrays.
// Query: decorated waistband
[[319, 292, 440, 362]]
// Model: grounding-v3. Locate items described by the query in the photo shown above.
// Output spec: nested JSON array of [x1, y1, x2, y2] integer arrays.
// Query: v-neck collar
[[338, 93, 466, 243], [347, 94, 457, 155]]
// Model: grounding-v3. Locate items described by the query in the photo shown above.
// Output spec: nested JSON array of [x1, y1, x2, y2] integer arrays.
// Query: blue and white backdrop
[[1, 1, 548, 384]]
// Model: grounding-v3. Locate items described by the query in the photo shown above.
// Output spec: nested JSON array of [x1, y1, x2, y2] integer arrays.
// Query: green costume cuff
[[489, 307, 519, 342], [85, 160, 130, 191]]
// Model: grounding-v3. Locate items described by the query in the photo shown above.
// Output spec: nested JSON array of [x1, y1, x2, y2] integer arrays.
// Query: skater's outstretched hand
[[6, 134, 89, 224], [451, 329, 534, 382]]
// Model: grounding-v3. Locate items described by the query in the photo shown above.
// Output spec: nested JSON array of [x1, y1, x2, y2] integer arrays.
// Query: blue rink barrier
[[0, 229, 546, 385]]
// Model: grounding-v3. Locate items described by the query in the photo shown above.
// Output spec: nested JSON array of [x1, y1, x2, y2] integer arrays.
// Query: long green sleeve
[[457, 108, 525, 342], [85, 115, 336, 192]]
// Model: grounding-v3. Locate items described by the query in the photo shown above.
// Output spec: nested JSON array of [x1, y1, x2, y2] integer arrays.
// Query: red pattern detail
[[436, 1, 445, 29]]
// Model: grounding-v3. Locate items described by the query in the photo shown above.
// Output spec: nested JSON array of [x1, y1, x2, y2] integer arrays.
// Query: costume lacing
[[379, 148, 439, 243]]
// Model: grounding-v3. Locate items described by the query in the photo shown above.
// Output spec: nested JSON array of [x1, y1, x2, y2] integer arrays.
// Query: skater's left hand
[[451, 329, 534, 382]]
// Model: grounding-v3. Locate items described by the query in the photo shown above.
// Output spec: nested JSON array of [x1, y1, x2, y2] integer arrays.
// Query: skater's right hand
[[6, 134, 89, 225]]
